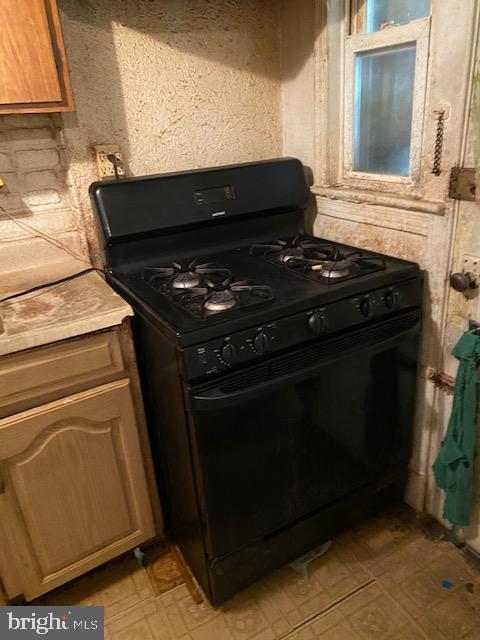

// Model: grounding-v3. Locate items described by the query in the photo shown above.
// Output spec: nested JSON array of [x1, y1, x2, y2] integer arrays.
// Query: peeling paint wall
[[431, 52, 480, 551], [59, 0, 282, 262], [0, 113, 89, 297]]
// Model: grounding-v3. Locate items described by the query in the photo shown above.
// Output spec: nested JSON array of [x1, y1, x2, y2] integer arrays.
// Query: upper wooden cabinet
[[0, 0, 74, 114]]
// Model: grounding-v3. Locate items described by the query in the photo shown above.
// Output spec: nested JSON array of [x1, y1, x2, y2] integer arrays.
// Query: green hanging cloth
[[433, 332, 480, 527]]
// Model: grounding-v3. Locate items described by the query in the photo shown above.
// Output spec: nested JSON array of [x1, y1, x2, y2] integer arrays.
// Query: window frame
[[344, 17, 431, 186], [312, 0, 477, 215], [349, 0, 366, 36]]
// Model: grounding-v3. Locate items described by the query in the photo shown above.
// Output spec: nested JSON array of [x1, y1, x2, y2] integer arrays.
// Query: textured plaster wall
[[59, 0, 283, 261], [0, 0, 282, 290], [280, 0, 316, 175]]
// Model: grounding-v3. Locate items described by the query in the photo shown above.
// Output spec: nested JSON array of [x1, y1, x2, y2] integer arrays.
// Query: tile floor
[[5, 506, 480, 639]]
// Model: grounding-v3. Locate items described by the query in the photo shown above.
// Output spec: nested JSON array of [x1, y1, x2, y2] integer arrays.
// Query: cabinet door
[[0, 379, 155, 600], [0, 0, 73, 113]]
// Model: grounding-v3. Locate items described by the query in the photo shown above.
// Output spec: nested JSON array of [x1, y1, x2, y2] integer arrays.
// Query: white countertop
[[0, 271, 133, 357]]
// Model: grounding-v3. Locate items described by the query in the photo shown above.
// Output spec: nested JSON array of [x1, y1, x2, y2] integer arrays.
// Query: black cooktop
[[109, 236, 418, 345]]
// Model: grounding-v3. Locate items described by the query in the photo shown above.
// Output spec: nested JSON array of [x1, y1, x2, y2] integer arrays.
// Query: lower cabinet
[[0, 378, 156, 600]]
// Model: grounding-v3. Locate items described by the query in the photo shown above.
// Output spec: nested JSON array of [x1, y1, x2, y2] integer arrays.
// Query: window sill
[[311, 185, 446, 216]]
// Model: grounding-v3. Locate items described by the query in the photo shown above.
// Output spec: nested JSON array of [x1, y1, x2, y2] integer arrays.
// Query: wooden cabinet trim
[[44, 0, 74, 109]]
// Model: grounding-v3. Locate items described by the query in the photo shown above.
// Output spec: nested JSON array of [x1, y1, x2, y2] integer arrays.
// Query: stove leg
[[133, 546, 148, 568], [288, 540, 332, 579]]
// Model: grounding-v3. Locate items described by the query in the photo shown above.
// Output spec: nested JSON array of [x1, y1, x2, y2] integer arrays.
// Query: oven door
[[185, 310, 420, 559]]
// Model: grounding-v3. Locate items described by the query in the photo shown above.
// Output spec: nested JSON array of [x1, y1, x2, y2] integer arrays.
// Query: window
[[344, 0, 431, 184], [354, 43, 416, 176], [361, 0, 430, 34]]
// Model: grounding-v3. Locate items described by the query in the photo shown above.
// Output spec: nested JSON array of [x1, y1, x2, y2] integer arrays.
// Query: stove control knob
[[359, 295, 372, 318], [384, 288, 399, 310], [253, 331, 271, 354], [308, 311, 327, 335], [220, 341, 237, 364]]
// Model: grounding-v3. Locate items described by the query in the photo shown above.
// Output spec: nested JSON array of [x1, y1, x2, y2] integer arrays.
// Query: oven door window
[[187, 327, 418, 559]]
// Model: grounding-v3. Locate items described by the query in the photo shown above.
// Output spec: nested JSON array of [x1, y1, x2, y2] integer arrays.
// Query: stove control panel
[[353, 286, 402, 318], [181, 278, 421, 381]]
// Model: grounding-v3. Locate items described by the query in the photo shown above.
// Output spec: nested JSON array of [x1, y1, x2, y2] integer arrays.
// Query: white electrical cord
[[0, 204, 91, 266]]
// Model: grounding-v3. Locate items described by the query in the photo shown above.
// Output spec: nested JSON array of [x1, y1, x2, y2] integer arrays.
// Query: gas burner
[[144, 260, 231, 291], [277, 247, 304, 263], [175, 278, 274, 319], [316, 259, 357, 279], [250, 236, 335, 264], [303, 251, 386, 283], [204, 290, 237, 312], [173, 271, 201, 289]]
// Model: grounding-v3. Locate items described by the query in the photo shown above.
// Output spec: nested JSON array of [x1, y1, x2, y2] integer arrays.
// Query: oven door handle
[[189, 320, 420, 411]]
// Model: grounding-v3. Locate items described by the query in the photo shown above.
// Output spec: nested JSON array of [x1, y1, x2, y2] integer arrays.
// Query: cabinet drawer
[[0, 331, 125, 418]]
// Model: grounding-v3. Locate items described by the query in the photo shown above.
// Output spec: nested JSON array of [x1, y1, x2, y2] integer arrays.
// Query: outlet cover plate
[[94, 145, 125, 179]]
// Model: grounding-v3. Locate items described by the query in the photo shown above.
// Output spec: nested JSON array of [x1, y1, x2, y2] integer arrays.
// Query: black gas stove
[[91, 158, 421, 605]]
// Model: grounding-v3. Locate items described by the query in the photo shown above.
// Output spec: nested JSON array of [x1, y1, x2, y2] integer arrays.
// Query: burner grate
[[143, 260, 274, 319], [250, 235, 336, 264], [173, 279, 273, 319], [251, 236, 386, 284], [144, 259, 231, 290]]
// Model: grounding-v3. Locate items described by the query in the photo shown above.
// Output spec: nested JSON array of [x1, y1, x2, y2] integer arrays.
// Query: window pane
[[353, 43, 416, 176], [365, 0, 430, 33]]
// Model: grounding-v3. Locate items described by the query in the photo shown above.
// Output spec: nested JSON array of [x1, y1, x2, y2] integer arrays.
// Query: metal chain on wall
[[431, 110, 445, 176]]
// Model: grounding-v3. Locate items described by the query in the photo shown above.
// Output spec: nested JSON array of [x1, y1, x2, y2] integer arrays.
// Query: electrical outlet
[[463, 255, 480, 280], [94, 145, 125, 179]]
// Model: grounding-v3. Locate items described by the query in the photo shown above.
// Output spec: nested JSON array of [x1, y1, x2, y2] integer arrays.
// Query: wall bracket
[[449, 167, 476, 201]]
